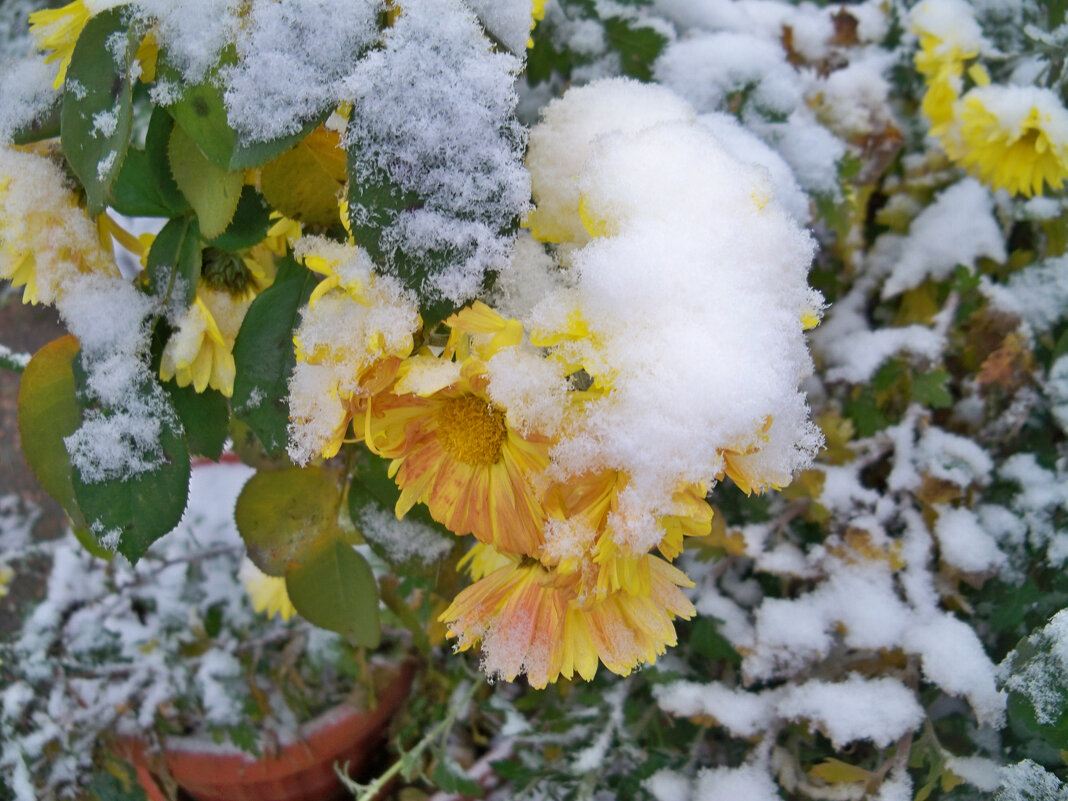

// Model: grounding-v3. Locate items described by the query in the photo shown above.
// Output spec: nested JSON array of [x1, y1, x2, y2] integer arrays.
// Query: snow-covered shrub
[[2, 0, 1068, 799]]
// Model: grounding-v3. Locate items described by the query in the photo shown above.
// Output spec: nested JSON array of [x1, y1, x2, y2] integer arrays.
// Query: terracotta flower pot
[[121, 660, 415, 801]]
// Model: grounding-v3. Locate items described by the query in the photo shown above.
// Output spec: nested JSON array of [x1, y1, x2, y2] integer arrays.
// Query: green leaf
[[232, 255, 315, 454], [285, 538, 380, 645], [234, 466, 342, 576], [348, 451, 449, 545], [208, 185, 270, 250], [113, 109, 189, 217], [16, 335, 87, 531], [145, 216, 202, 311], [88, 763, 149, 801], [164, 380, 229, 460], [165, 78, 237, 170], [845, 389, 889, 438], [11, 103, 61, 146], [603, 17, 667, 82], [229, 107, 333, 170], [71, 381, 191, 564], [432, 755, 484, 797], [912, 368, 953, 409], [204, 602, 224, 638], [60, 6, 137, 215], [344, 165, 417, 265], [168, 124, 244, 239], [688, 617, 742, 665]]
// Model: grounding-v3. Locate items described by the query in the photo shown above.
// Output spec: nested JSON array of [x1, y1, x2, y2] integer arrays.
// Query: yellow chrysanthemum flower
[[949, 85, 1068, 197], [286, 238, 422, 461], [159, 256, 270, 397], [0, 147, 119, 305], [444, 301, 523, 360], [29, 0, 158, 89], [365, 357, 552, 555], [239, 559, 296, 621], [28, 0, 93, 89], [541, 470, 711, 597], [440, 552, 694, 688]]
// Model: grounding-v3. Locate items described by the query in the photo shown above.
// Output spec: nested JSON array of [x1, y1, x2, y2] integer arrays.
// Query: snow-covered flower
[[0, 147, 119, 306], [366, 356, 552, 556], [287, 237, 421, 461], [950, 85, 1068, 197]]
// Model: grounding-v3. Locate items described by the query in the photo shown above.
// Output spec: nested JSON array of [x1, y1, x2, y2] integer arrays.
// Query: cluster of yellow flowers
[[911, 0, 1068, 197], [288, 232, 711, 685]]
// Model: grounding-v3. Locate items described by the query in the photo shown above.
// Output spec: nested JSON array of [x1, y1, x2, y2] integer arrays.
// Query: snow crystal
[[698, 113, 810, 223], [947, 756, 1003, 792], [95, 149, 116, 181], [223, 0, 379, 143], [875, 770, 913, 801], [693, 764, 781, 801], [0, 55, 58, 144], [999, 609, 1068, 727], [0, 495, 39, 551], [881, 179, 1005, 299], [654, 31, 801, 117], [134, 0, 240, 81], [905, 613, 1006, 727], [653, 681, 773, 737], [357, 506, 452, 566], [525, 83, 822, 552], [985, 256, 1068, 336], [776, 675, 924, 748], [759, 111, 845, 197], [908, 0, 986, 59], [196, 649, 243, 725], [526, 77, 694, 245], [996, 760, 1063, 801], [817, 278, 945, 383], [343, 0, 529, 304], [933, 505, 1006, 573], [59, 274, 173, 484], [916, 425, 994, 488], [645, 769, 693, 801], [467, 0, 536, 54]]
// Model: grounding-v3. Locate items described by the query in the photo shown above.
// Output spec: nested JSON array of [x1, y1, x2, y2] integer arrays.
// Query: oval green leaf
[[285, 539, 380, 646], [234, 466, 341, 576], [60, 6, 137, 216], [168, 124, 243, 239], [16, 335, 87, 531]]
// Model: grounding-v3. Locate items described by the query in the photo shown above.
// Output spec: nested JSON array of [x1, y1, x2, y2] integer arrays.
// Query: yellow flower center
[[436, 396, 507, 465]]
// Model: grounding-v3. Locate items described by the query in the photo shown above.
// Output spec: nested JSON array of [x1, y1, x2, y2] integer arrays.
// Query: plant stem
[[336, 678, 480, 801]]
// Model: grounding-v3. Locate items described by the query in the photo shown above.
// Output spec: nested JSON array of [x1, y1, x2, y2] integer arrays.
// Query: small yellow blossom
[[239, 559, 296, 621]]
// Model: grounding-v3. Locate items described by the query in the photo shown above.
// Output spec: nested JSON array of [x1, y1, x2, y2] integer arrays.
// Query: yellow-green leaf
[[807, 759, 874, 785], [168, 124, 243, 238], [17, 335, 86, 531], [235, 466, 341, 576], [261, 126, 346, 226]]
